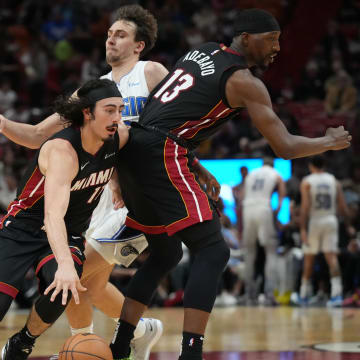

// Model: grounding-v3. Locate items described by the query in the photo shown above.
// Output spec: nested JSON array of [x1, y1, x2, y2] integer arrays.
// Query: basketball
[[58, 333, 113, 360]]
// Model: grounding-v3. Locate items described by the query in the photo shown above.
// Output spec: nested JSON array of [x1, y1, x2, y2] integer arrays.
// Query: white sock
[[300, 279, 311, 299], [331, 276, 342, 298], [70, 322, 94, 336], [133, 318, 146, 340]]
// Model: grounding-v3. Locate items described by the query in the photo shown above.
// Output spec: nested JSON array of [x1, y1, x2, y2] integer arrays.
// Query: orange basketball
[[58, 333, 113, 360]]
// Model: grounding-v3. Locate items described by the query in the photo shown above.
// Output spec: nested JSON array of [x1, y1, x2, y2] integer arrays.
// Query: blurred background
[[0, 0, 359, 308]]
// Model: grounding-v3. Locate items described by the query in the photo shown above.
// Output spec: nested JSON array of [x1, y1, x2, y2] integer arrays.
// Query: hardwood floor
[[1, 305, 360, 359]]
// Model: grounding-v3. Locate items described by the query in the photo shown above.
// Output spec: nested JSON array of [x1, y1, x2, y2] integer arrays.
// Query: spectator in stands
[[0, 80, 17, 113], [215, 198, 243, 307], [295, 60, 326, 102], [324, 69, 357, 116]]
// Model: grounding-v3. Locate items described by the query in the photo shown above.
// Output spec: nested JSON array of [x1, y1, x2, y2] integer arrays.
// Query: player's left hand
[[193, 159, 221, 201]]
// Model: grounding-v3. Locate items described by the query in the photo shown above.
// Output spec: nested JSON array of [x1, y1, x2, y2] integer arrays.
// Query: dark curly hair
[[53, 79, 117, 127], [114, 4, 158, 57]]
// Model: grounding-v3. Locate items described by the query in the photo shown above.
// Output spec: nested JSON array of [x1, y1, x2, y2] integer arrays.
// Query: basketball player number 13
[[154, 69, 194, 103]]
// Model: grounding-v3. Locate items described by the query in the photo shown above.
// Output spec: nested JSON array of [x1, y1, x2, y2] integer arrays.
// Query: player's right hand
[[325, 126, 352, 150], [44, 263, 87, 305]]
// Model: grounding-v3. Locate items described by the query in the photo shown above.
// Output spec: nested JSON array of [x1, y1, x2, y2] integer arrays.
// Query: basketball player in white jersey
[[242, 157, 286, 304], [0, 5, 220, 359], [299, 155, 349, 307]]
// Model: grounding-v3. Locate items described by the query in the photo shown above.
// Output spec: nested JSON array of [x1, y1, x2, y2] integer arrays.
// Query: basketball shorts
[[302, 215, 339, 254], [0, 217, 85, 299], [86, 184, 148, 266], [242, 206, 278, 247], [116, 126, 214, 236]]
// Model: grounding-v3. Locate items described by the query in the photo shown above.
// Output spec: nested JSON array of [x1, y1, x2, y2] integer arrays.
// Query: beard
[[106, 54, 120, 65]]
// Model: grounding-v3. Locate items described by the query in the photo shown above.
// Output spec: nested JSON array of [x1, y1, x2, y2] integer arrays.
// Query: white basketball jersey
[[304, 172, 337, 217], [243, 165, 279, 207], [101, 61, 149, 122]]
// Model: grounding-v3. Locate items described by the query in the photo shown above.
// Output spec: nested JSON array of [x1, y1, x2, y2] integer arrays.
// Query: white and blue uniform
[[242, 165, 281, 299], [86, 61, 150, 266], [303, 172, 338, 255]]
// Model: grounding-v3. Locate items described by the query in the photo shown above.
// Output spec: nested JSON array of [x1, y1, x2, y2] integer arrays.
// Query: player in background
[[298, 155, 351, 307], [242, 157, 286, 304]]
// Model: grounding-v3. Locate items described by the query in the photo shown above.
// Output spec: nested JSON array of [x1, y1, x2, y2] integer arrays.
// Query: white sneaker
[[130, 318, 163, 360]]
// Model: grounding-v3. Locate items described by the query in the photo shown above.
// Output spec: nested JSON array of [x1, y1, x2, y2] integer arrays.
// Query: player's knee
[[0, 293, 13, 322], [35, 292, 68, 324], [37, 257, 83, 294], [196, 235, 230, 272], [150, 245, 183, 272]]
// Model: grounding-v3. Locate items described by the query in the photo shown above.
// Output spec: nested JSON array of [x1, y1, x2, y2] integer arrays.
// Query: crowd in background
[[0, 0, 360, 308]]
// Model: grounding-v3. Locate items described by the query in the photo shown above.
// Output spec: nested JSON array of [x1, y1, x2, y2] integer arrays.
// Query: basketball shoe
[[1, 332, 34, 360], [130, 318, 163, 360]]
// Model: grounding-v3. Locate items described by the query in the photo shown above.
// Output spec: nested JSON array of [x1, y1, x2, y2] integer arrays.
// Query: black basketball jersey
[[1, 127, 119, 235], [139, 42, 248, 149]]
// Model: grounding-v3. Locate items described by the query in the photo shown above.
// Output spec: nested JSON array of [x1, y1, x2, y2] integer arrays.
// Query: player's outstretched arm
[[226, 70, 352, 159], [40, 139, 86, 305], [0, 112, 64, 149]]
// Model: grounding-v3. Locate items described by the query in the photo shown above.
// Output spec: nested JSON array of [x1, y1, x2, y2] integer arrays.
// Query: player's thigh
[[242, 209, 258, 249], [81, 242, 115, 282], [321, 218, 339, 253], [0, 226, 45, 297], [303, 220, 321, 255], [258, 208, 277, 248], [83, 263, 115, 296]]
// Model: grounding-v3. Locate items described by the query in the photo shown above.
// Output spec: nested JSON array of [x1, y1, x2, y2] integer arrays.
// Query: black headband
[[85, 84, 122, 105], [234, 8, 280, 35]]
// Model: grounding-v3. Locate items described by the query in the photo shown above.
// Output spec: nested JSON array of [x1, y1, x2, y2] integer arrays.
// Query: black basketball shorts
[[116, 127, 214, 236], [0, 218, 85, 299]]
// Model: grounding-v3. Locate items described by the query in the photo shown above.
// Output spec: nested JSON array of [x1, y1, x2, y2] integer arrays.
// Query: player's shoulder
[[228, 67, 267, 97], [144, 61, 169, 91], [144, 60, 168, 75], [301, 174, 312, 184]]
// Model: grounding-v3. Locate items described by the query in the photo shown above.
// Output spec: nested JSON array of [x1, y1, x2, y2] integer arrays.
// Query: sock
[[300, 279, 311, 299], [112, 317, 146, 340], [133, 318, 146, 340], [19, 326, 38, 345], [331, 276, 342, 298], [179, 332, 204, 360], [110, 320, 136, 359], [70, 322, 94, 336]]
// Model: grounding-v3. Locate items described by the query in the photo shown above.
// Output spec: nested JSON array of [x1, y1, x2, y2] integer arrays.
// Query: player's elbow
[[32, 126, 48, 148], [272, 145, 293, 160]]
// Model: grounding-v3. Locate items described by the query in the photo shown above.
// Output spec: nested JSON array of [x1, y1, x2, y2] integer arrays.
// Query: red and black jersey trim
[[0, 282, 19, 298], [0, 167, 44, 228], [171, 100, 235, 140]]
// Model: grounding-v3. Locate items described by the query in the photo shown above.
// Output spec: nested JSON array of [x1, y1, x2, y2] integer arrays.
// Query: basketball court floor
[[1, 306, 360, 359]]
